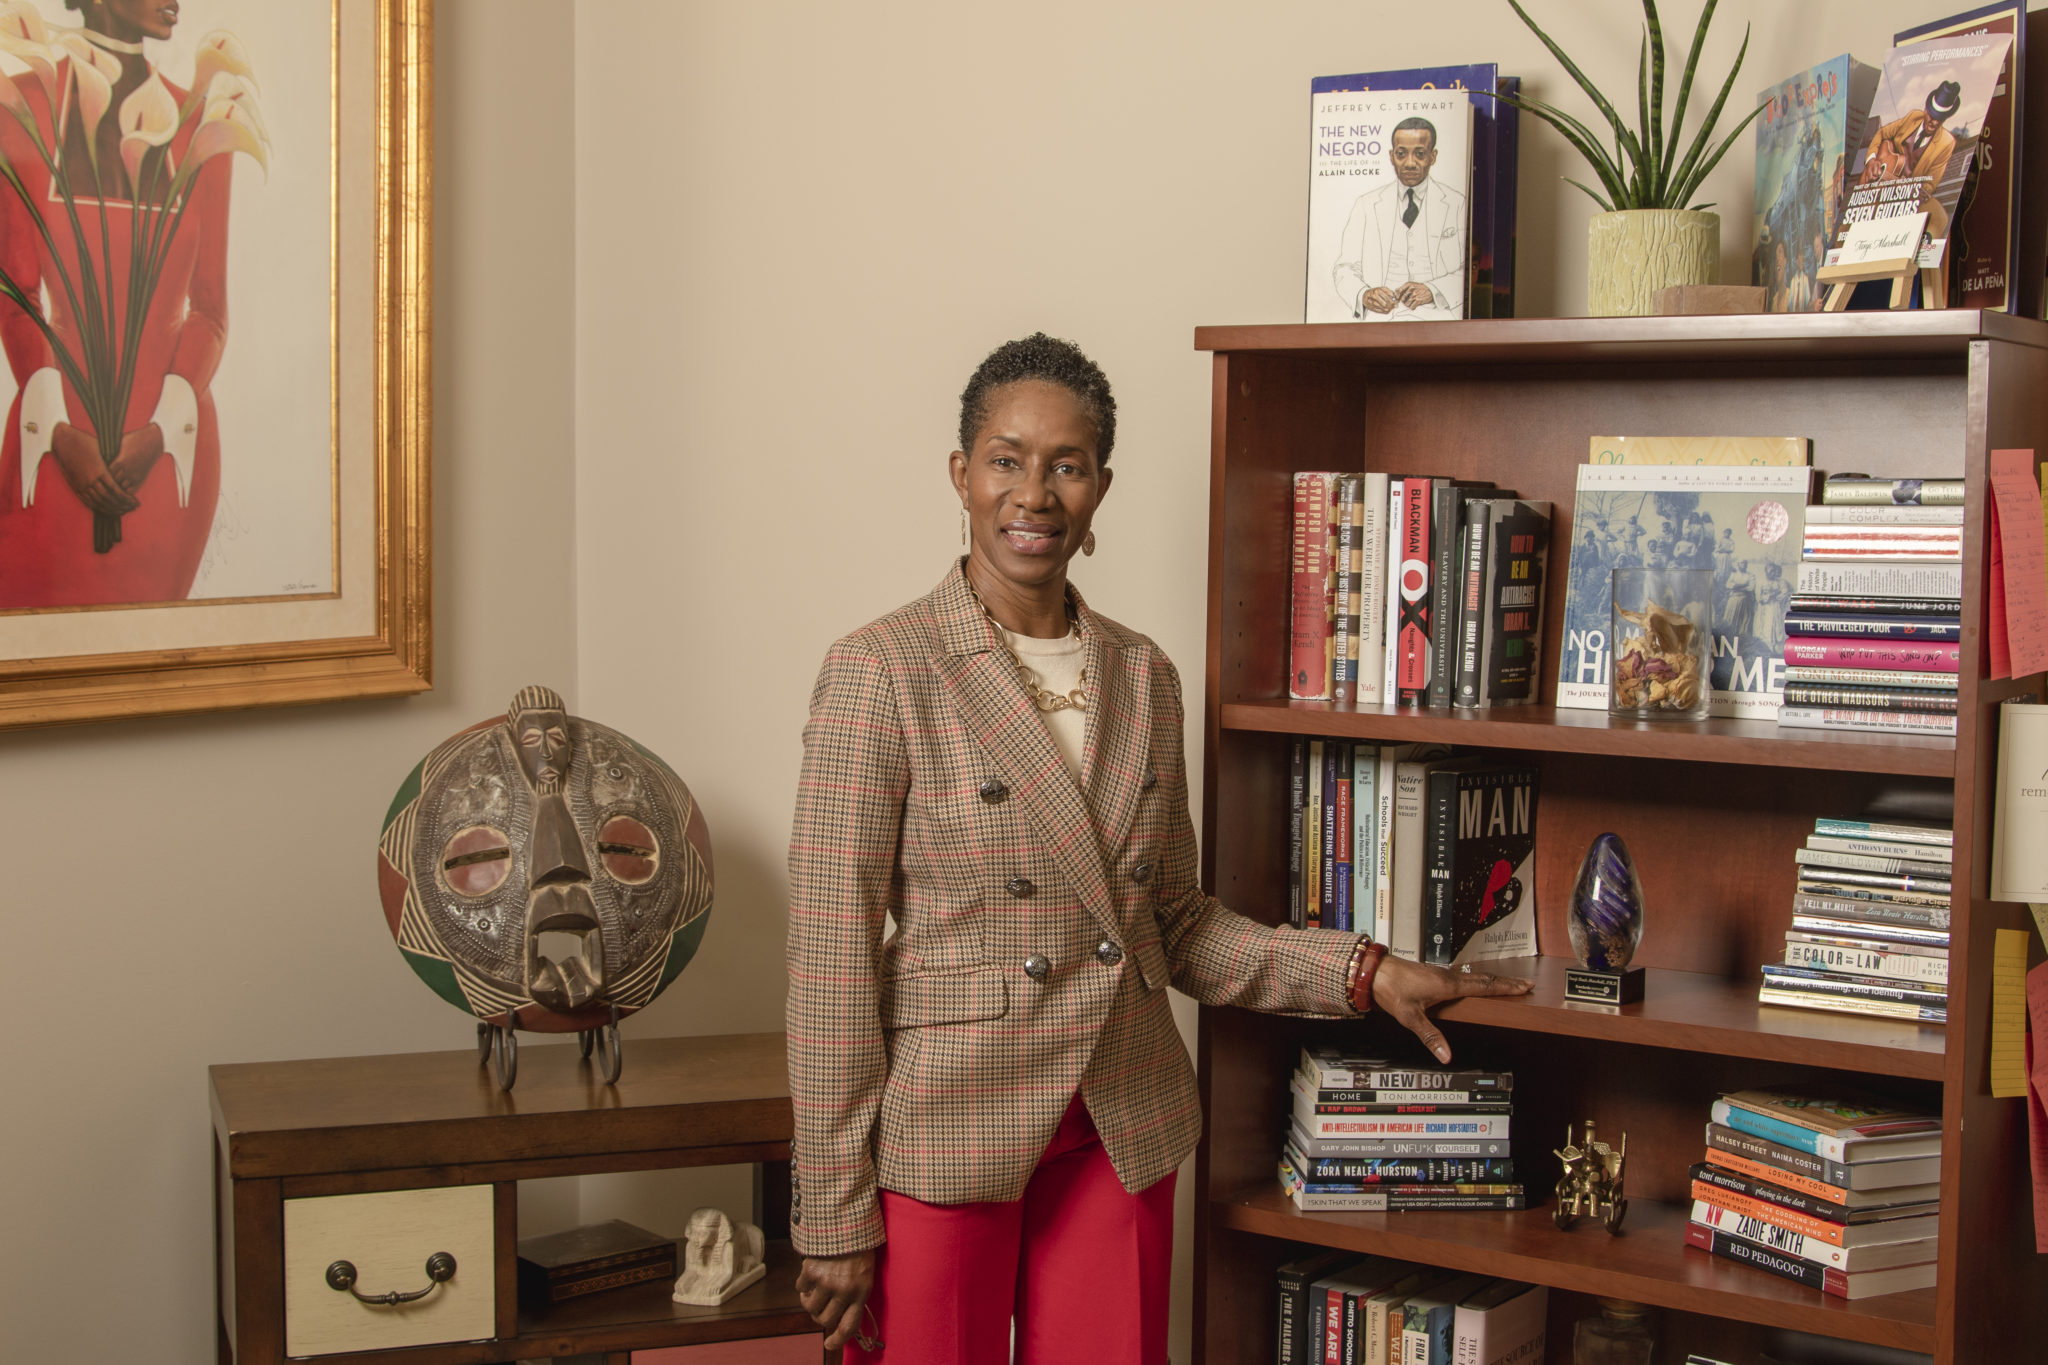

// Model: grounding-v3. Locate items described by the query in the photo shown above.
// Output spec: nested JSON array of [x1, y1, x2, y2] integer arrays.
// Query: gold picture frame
[[0, 0, 430, 729]]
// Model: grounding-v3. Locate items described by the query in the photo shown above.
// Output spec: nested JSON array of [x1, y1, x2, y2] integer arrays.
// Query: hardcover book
[[1289, 472, 1335, 699], [1422, 761, 1539, 965], [1306, 86, 1475, 322], [1333, 475, 1365, 702], [516, 1221, 677, 1305], [1753, 56, 1880, 312], [1558, 464, 1811, 718], [1464, 498, 1551, 708], [1452, 1281, 1547, 1365], [1588, 435, 1810, 466]]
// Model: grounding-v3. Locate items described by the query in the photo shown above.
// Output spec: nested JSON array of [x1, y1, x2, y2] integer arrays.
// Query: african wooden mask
[[378, 685, 714, 1032]]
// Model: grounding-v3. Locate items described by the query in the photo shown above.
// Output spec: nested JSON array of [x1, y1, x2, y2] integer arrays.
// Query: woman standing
[[787, 335, 1528, 1363]]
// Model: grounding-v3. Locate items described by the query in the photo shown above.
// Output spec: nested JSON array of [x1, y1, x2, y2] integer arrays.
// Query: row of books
[[1288, 472, 1551, 710], [1685, 1088, 1941, 1301], [1778, 481, 1963, 738], [1759, 815, 1952, 1025], [1286, 741, 1536, 966], [1282, 1047, 1523, 1213], [1274, 1250, 1545, 1365]]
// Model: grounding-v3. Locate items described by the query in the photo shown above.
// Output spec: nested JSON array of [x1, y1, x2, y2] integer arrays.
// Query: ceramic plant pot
[[1586, 209, 1719, 316]]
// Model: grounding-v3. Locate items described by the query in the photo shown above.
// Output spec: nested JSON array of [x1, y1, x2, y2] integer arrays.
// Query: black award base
[[1564, 966, 1646, 1006]]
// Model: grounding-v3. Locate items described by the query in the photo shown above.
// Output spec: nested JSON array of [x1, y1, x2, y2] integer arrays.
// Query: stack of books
[[1685, 1088, 1941, 1300], [1275, 1250, 1546, 1365], [1286, 740, 1538, 968], [1288, 472, 1551, 711], [1280, 1046, 1522, 1213], [1779, 481, 1963, 738], [1759, 815, 1952, 1024]]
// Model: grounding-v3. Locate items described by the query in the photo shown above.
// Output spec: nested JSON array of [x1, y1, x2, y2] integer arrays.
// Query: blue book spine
[[1712, 1100, 1825, 1154]]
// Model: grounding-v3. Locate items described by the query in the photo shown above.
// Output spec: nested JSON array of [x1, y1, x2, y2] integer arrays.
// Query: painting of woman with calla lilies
[[0, 0, 270, 609]]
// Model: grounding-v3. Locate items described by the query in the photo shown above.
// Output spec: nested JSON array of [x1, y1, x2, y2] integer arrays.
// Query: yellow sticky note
[[1991, 928, 2030, 1098]]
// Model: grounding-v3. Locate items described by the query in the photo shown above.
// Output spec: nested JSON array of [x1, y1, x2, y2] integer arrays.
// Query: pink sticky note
[[1990, 490, 2012, 679], [1990, 450, 2048, 677]]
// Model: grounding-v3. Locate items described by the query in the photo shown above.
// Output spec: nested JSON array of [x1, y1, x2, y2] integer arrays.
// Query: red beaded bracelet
[[1345, 938, 1388, 1014]]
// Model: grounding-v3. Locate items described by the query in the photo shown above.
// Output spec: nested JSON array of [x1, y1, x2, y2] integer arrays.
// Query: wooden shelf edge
[[1427, 958, 1947, 1080], [514, 1239, 815, 1356], [1214, 1189, 1937, 1353], [1219, 701, 1957, 778]]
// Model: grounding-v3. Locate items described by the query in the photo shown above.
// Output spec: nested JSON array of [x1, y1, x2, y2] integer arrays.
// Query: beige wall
[[0, 1, 1980, 1359], [0, 3, 579, 1359], [572, 1, 1953, 1358]]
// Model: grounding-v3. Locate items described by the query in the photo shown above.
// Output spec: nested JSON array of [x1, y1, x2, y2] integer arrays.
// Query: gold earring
[[961, 509, 968, 546], [1082, 530, 1096, 557]]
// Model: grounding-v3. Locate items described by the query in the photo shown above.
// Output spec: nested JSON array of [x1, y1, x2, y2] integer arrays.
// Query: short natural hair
[[1392, 117, 1438, 148], [958, 333, 1117, 464]]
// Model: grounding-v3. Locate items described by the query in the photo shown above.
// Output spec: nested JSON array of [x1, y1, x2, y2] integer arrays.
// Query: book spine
[[1300, 1099, 1515, 1115], [1333, 475, 1363, 702], [1810, 818, 1955, 845], [1688, 1183, 1851, 1245], [1383, 479, 1406, 702], [1786, 596, 1962, 617], [1701, 1147, 1852, 1203], [1301, 1055, 1514, 1091], [1793, 847, 1952, 878], [1306, 740, 1323, 928], [1684, 1222, 1838, 1294], [1453, 507, 1488, 708], [1390, 760, 1432, 960], [1332, 742, 1352, 931], [1301, 1084, 1507, 1105], [1485, 503, 1548, 707], [1793, 912, 1951, 944], [1373, 748, 1401, 943], [1760, 966, 1947, 1005], [1306, 1280, 1329, 1365], [1692, 1201, 1869, 1268], [1792, 892, 1950, 930], [1422, 766, 1460, 965], [1300, 1157, 1515, 1181], [1802, 525, 1964, 542], [1353, 745, 1377, 939], [1784, 665, 1959, 689], [1785, 929, 1946, 960], [1782, 943, 1949, 985], [1705, 1121, 1850, 1186], [1357, 472, 1390, 705], [1808, 834, 1954, 862], [1396, 479, 1433, 703], [1295, 1110, 1512, 1138], [1342, 1287, 1362, 1365], [1324, 1284, 1343, 1365], [1292, 1188, 1529, 1211], [1776, 706, 1959, 736], [1688, 1162, 1851, 1222], [1290, 472, 1332, 699], [1800, 547, 1962, 561], [1757, 987, 1948, 1024], [1288, 738, 1307, 930], [1793, 561, 1963, 598], [1803, 504, 1964, 524], [1782, 684, 1957, 712], [1276, 1268, 1300, 1365], [1427, 484, 1464, 707], [1320, 742, 1339, 928], [1783, 615, 1962, 641], [1711, 1101, 1844, 1160], [1821, 477, 1965, 505]]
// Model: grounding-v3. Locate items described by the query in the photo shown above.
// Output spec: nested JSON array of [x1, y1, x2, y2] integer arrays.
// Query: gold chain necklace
[[969, 584, 1090, 713]]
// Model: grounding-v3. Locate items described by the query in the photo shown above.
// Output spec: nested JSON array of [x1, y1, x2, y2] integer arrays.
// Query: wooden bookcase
[[1190, 313, 2048, 1364]]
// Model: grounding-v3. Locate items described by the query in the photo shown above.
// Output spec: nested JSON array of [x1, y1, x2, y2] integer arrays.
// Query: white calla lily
[[203, 72, 269, 148], [0, 3, 58, 103], [192, 31, 256, 96], [186, 95, 266, 176], [118, 72, 179, 189]]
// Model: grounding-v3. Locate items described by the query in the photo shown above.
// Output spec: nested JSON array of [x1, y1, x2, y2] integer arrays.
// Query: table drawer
[[283, 1184, 496, 1357]]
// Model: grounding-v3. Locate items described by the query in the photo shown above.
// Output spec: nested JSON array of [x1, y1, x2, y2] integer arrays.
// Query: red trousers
[[846, 1094, 1176, 1365]]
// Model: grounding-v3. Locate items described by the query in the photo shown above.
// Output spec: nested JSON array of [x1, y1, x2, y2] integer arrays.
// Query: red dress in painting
[[0, 67, 229, 610]]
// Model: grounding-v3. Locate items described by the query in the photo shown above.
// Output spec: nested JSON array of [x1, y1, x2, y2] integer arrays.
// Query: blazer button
[[1131, 862, 1153, 884], [1023, 954, 1051, 981], [1006, 876, 1035, 899], [1142, 769, 1158, 791], [980, 777, 1008, 804], [1096, 940, 1124, 966]]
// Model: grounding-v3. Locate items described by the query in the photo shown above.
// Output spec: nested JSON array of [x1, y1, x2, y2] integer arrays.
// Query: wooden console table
[[212, 1031, 830, 1363]]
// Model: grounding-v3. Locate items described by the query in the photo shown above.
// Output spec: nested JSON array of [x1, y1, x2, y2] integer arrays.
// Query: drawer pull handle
[[324, 1252, 457, 1305]]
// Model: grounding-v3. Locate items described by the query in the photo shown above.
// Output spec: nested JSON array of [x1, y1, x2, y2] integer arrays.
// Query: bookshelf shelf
[[1428, 957, 1946, 1080], [1192, 314, 2048, 1364], [1219, 700, 1957, 777], [1215, 1187, 1938, 1354], [516, 1240, 814, 1357]]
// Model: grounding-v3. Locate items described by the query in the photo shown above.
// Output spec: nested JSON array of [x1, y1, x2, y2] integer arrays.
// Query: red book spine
[[1782, 639, 1961, 671], [1396, 478, 1433, 702], [1290, 473, 1332, 699]]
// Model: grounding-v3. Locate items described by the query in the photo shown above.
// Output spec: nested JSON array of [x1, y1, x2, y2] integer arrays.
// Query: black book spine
[[1422, 766, 1462, 965], [1304, 1100, 1516, 1115], [1453, 506, 1488, 708], [1427, 485, 1464, 707], [1320, 743, 1340, 927], [1288, 738, 1307, 930], [1480, 502, 1549, 706], [1342, 1287, 1361, 1365], [1781, 683, 1958, 713], [1690, 1223, 1828, 1289], [1786, 595, 1962, 616], [1783, 614, 1963, 641]]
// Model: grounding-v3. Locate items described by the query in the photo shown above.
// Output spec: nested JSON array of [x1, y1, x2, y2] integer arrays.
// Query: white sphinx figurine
[[671, 1207, 766, 1306]]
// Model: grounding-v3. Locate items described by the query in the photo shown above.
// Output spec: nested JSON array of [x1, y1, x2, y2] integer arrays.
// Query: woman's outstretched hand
[[1370, 956, 1533, 1063], [797, 1250, 876, 1351]]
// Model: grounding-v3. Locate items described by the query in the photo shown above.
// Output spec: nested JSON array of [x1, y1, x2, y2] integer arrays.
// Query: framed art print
[[0, 0, 429, 727]]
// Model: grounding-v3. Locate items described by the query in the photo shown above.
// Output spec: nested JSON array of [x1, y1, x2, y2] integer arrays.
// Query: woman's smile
[[1000, 520, 1063, 554]]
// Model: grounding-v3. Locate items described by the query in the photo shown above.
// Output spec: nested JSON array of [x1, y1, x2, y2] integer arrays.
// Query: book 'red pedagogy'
[[1559, 464, 1811, 719]]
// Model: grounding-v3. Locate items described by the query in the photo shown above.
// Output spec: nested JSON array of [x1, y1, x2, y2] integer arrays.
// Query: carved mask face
[[379, 687, 714, 1031]]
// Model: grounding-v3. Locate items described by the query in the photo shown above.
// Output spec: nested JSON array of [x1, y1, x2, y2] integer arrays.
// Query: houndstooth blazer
[[785, 562, 1361, 1257]]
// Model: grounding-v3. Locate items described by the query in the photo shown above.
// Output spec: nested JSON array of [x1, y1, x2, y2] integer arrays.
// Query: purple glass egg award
[[1564, 833, 1647, 1006]]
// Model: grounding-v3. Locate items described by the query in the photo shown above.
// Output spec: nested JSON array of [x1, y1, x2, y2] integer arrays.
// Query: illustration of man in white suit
[[1333, 117, 1467, 320]]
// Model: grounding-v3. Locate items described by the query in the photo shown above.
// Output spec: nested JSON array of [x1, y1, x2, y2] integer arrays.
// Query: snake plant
[[1501, 0, 1763, 212]]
